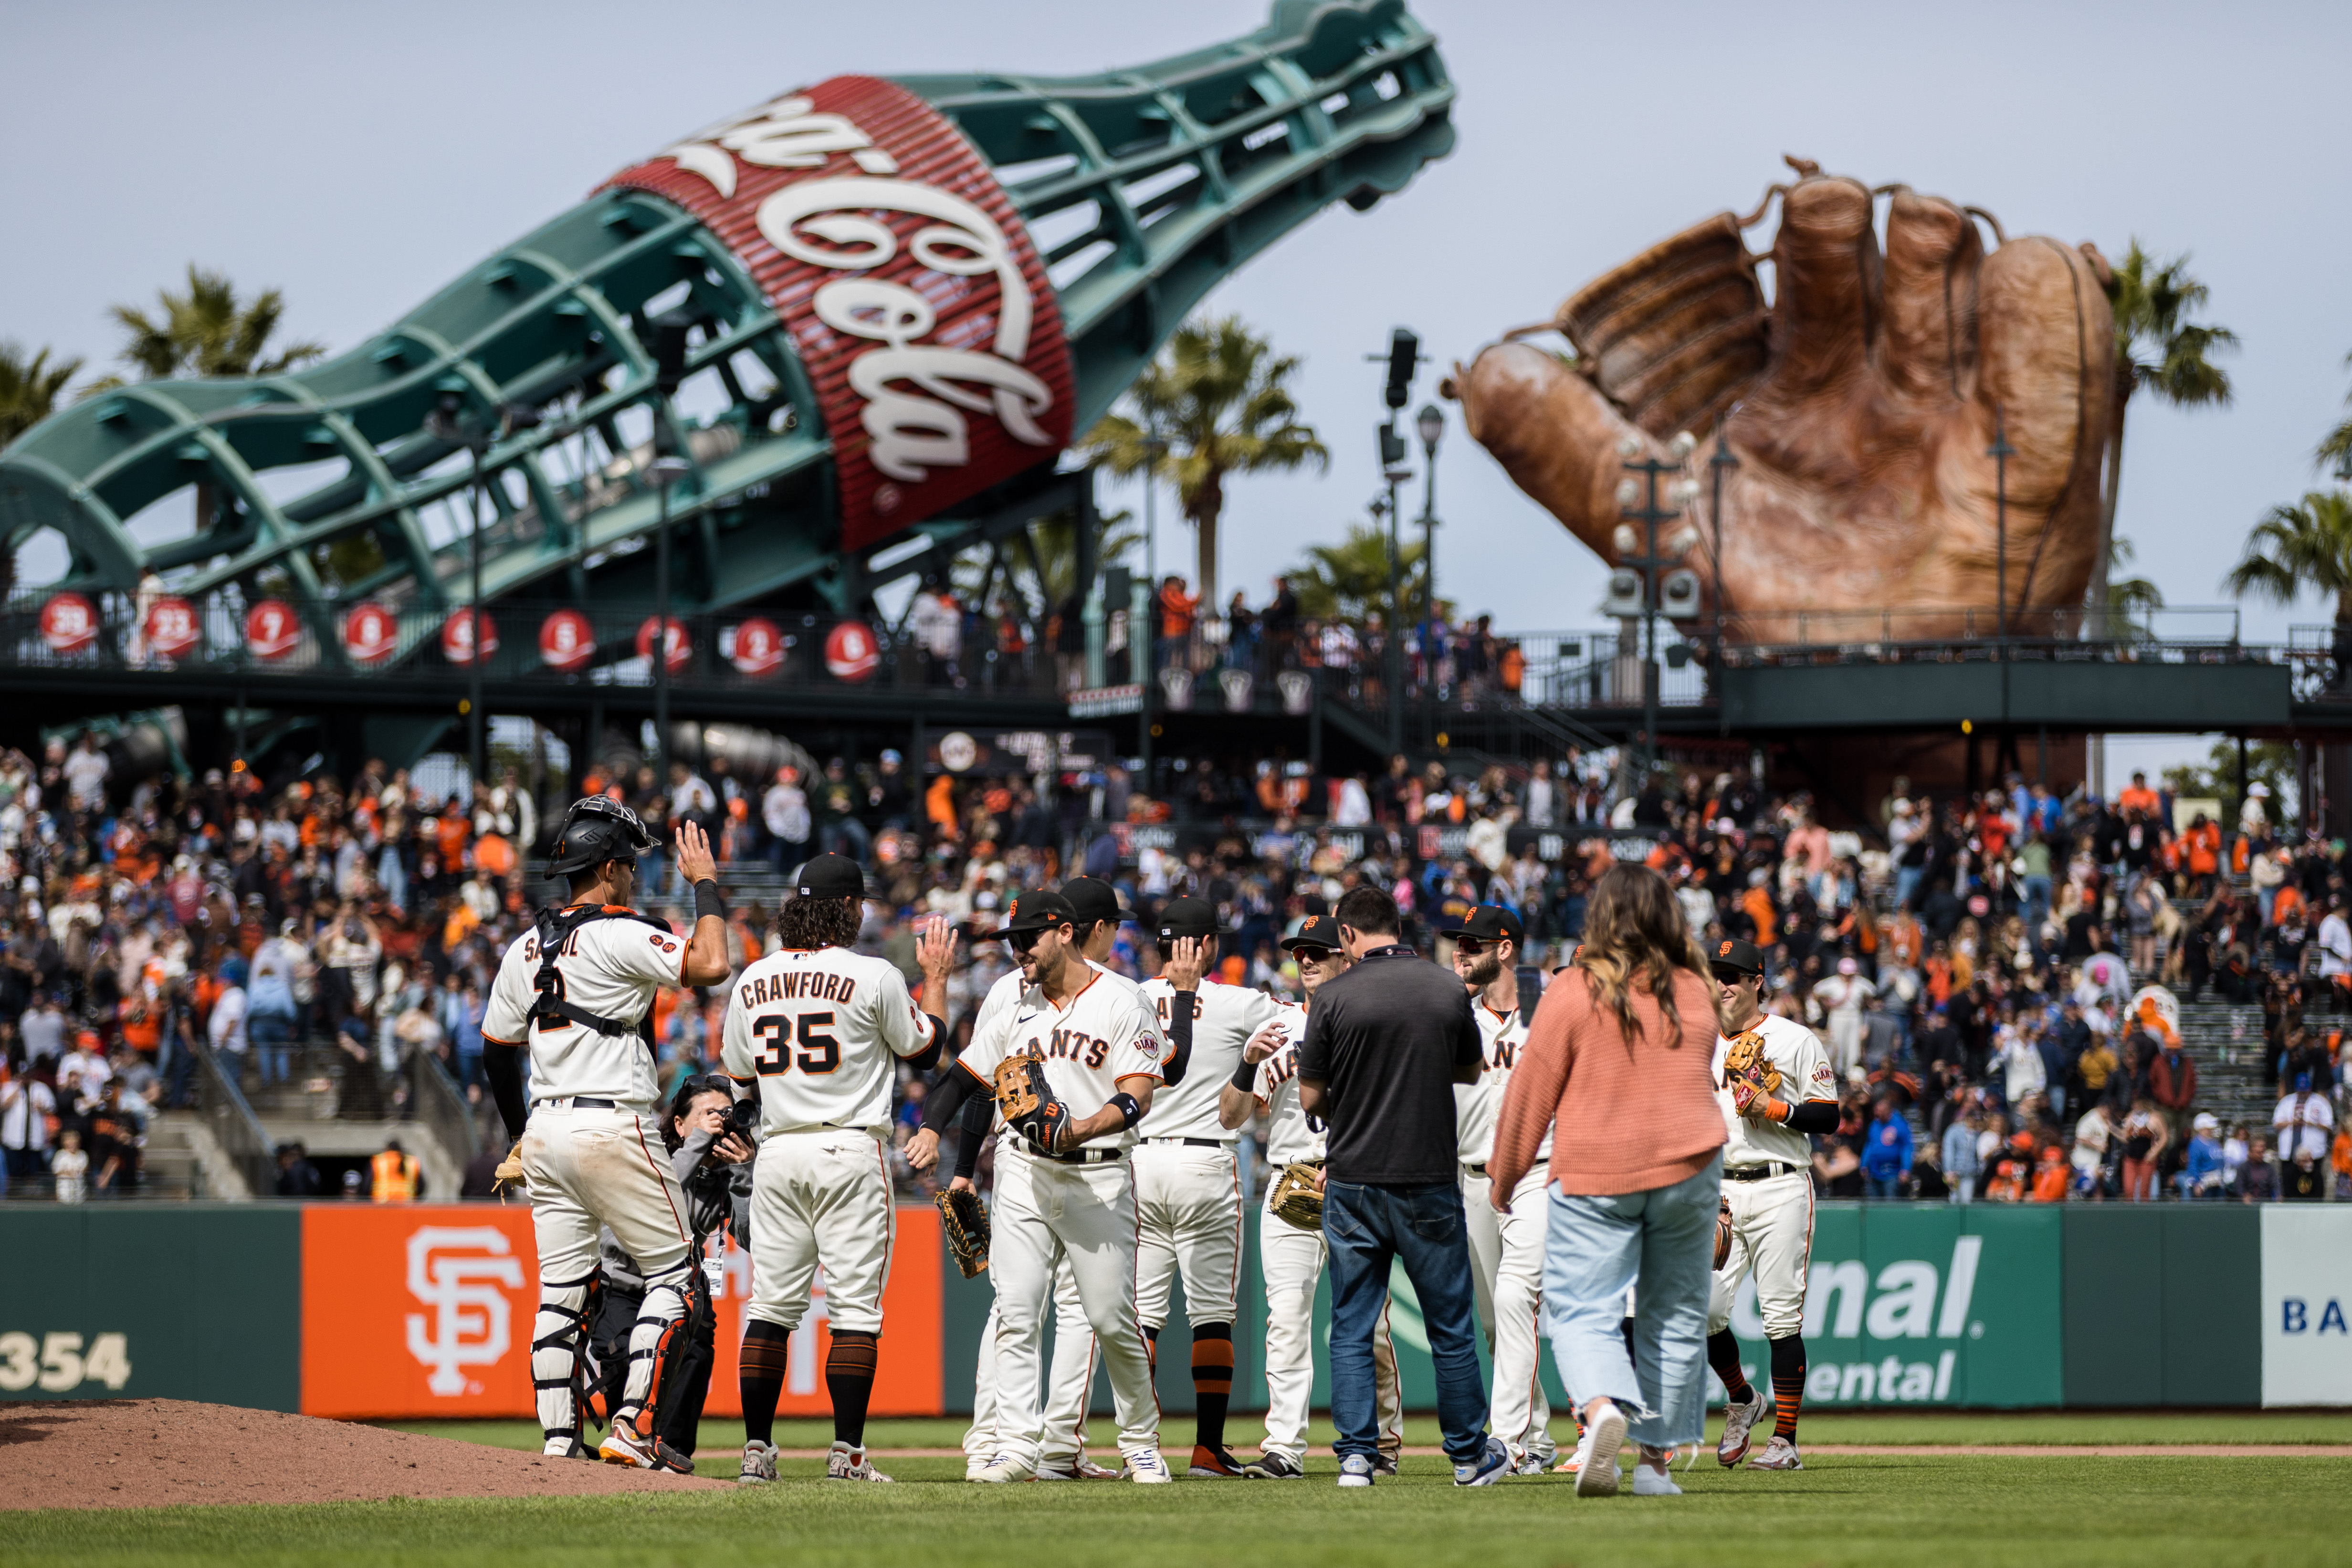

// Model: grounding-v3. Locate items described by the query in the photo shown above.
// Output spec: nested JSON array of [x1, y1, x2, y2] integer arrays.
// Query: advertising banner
[[2260, 1206, 2352, 1406], [299, 1203, 943, 1420]]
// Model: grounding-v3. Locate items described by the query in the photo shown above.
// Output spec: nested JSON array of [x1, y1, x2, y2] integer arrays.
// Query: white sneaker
[[543, 1436, 585, 1460], [1574, 1404, 1625, 1498], [973, 1453, 1035, 1484], [1337, 1453, 1375, 1489], [1718, 1393, 1764, 1468], [1748, 1436, 1804, 1471], [1125, 1449, 1173, 1484], [827, 1441, 893, 1482], [965, 1454, 988, 1482], [1518, 1442, 1557, 1477], [739, 1440, 778, 1485], [1632, 1446, 1682, 1495]]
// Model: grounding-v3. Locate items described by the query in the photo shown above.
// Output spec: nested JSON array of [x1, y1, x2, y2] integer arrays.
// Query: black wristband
[[1108, 1091, 1143, 1129], [693, 878, 727, 922], [1230, 1055, 1259, 1094]]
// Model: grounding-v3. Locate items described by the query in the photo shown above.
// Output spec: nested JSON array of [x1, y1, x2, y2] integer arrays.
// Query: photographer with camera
[[586, 1073, 756, 1462]]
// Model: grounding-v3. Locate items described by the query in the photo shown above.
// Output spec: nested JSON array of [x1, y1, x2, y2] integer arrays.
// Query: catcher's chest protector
[[531, 905, 669, 1044]]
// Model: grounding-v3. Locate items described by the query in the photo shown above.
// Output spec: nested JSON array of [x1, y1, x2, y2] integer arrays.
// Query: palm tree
[[946, 508, 1143, 614], [2225, 490, 2352, 623], [2317, 353, 2352, 482], [2090, 243, 2237, 633], [0, 341, 83, 447], [82, 265, 326, 391], [1292, 522, 1427, 626], [1082, 316, 1328, 604], [2105, 536, 2164, 638]]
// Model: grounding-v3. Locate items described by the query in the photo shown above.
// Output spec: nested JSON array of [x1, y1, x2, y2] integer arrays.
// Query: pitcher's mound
[[2, 1400, 728, 1510]]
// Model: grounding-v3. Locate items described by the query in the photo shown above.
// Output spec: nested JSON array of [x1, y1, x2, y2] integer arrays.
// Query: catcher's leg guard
[[531, 1270, 597, 1448], [618, 1261, 699, 1436]]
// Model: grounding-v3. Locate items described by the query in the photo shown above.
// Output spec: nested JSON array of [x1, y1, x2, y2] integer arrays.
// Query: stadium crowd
[[3, 713, 2352, 1210]]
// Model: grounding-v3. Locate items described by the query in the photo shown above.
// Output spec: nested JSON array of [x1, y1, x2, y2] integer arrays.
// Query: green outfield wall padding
[[2062, 1206, 2262, 1408], [0, 1205, 302, 1410], [2158, 1207, 2262, 1406]]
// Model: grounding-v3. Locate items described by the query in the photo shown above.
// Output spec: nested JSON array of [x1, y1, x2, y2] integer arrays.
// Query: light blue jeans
[[1540, 1151, 1721, 1450]]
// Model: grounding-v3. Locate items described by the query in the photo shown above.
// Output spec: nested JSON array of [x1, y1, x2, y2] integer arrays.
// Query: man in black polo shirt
[[1298, 885, 1508, 1489]]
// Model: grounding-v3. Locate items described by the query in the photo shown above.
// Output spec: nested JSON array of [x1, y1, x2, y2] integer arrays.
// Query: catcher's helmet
[[546, 796, 660, 876]]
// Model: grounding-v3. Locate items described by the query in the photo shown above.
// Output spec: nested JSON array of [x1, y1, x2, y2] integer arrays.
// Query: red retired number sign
[[601, 77, 1072, 553]]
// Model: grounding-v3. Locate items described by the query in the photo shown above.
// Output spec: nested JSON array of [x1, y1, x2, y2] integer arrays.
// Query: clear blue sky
[[6, 0, 2347, 672]]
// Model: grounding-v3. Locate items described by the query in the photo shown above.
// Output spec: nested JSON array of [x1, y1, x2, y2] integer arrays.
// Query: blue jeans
[[1540, 1152, 1720, 1449], [2022, 874, 2052, 930], [1865, 1174, 1904, 1200], [248, 1012, 294, 1085], [1323, 1179, 1488, 1463]]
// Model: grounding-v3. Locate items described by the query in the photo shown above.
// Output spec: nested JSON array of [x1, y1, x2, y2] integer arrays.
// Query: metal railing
[[413, 1048, 483, 1164], [194, 1042, 277, 1199]]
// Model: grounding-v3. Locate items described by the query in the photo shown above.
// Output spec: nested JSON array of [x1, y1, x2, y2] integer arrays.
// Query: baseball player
[[1136, 895, 1282, 1478], [1705, 937, 1838, 1472], [1447, 905, 1559, 1475], [908, 889, 1171, 1483], [479, 797, 732, 1473], [1218, 915, 1403, 1479], [723, 853, 956, 1485], [930, 877, 1171, 1481]]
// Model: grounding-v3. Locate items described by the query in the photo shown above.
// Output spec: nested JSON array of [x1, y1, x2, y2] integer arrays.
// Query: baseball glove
[[994, 1053, 1073, 1153], [1714, 1198, 1734, 1272], [1268, 1160, 1326, 1232], [1722, 1029, 1783, 1117], [1451, 159, 2114, 644], [936, 1186, 990, 1277], [492, 1139, 526, 1202]]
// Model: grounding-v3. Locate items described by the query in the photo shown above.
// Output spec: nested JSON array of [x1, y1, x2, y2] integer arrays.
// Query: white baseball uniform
[[482, 907, 694, 1442], [1707, 1014, 1835, 1340], [956, 968, 1166, 1472], [1250, 1000, 1402, 1466], [1455, 998, 1557, 1465], [960, 961, 1158, 1470], [1133, 976, 1281, 1334], [721, 942, 939, 1336]]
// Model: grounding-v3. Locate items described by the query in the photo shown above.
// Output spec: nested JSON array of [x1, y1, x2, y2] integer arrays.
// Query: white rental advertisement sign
[[2260, 1207, 2352, 1406]]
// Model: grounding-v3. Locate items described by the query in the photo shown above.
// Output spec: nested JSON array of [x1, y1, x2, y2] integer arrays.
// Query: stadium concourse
[[0, 726, 2342, 1211]]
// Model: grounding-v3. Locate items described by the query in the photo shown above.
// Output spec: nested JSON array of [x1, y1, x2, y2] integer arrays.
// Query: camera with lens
[[724, 1096, 760, 1139]]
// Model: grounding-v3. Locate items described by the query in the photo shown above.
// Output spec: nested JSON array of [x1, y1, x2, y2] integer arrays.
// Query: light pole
[[426, 393, 537, 792], [1142, 422, 1166, 685], [649, 452, 692, 787], [1416, 402, 1443, 741], [1371, 328, 1421, 753], [1617, 446, 1684, 780], [1708, 431, 1739, 660]]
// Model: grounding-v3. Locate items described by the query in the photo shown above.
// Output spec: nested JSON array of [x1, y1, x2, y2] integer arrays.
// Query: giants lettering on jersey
[[1040, 1027, 1111, 1071], [740, 969, 860, 1009]]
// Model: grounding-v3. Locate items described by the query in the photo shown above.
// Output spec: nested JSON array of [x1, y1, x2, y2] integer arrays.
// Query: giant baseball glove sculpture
[[1450, 158, 2115, 642]]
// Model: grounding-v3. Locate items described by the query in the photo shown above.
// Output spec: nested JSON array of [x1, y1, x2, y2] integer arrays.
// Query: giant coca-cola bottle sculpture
[[0, 0, 1453, 671]]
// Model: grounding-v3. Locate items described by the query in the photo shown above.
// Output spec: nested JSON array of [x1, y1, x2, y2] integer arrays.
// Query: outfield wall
[[4, 1203, 2345, 1416]]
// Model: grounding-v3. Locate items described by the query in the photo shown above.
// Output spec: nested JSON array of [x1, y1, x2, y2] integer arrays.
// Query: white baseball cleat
[[827, 1441, 893, 1482], [542, 1436, 586, 1460], [1718, 1392, 1764, 1468], [738, 1440, 779, 1485], [964, 1455, 988, 1482], [973, 1453, 1036, 1484], [1124, 1449, 1173, 1483], [1748, 1436, 1804, 1471], [1517, 1441, 1558, 1477], [599, 1422, 693, 1475], [1574, 1404, 1626, 1498]]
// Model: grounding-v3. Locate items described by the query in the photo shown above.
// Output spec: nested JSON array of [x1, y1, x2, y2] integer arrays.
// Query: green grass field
[[16, 1413, 2352, 1568]]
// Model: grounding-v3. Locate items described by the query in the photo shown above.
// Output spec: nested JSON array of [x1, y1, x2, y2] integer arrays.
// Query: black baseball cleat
[[1370, 1450, 1399, 1477], [1242, 1451, 1305, 1479], [1188, 1444, 1247, 1478]]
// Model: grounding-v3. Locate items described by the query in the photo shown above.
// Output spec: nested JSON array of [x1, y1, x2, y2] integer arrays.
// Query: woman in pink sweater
[[1487, 865, 1724, 1498]]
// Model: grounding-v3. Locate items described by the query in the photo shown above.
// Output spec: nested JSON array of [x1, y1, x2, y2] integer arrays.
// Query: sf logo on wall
[[403, 1226, 525, 1397]]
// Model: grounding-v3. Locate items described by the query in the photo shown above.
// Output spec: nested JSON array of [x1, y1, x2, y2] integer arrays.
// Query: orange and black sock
[[826, 1330, 880, 1450], [1769, 1335, 1805, 1443], [1191, 1323, 1233, 1452], [739, 1320, 789, 1445], [1142, 1324, 1160, 1372], [1708, 1330, 1755, 1405]]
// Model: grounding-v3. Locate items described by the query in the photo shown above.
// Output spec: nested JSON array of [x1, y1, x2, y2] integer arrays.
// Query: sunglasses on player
[[1008, 926, 1064, 955], [1288, 945, 1336, 964], [1454, 936, 1503, 956]]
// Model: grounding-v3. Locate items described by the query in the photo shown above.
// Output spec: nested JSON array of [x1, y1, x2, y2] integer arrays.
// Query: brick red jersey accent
[[601, 76, 1072, 552]]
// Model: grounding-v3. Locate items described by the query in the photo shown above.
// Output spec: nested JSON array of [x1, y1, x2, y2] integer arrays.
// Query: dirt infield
[[0, 1400, 727, 1511]]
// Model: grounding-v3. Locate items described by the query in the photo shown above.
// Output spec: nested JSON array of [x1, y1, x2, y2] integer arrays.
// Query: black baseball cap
[[795, 853, 866, 899], [1281, 914, 1342, 953], [982, 888, 1078, 939], [1442, 905, 1523, 945], [1709, 937, 1765, 977], [1156, 896, 1225, 941], [1060, 877, 1129, 928]]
